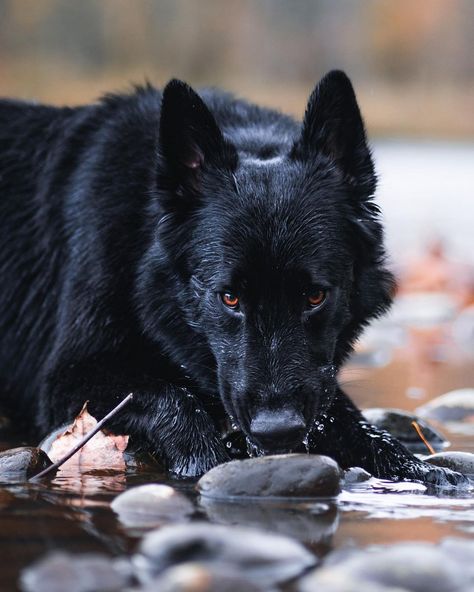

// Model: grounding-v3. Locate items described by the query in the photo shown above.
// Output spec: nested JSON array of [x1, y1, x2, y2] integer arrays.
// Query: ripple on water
[[339, 478, 474, 522]]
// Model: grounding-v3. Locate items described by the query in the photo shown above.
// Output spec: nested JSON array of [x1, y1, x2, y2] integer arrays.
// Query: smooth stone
[[134, 522, 316, 587], [111, 484, 194, 527], [424, 451, 474, 475], [0, 447, 53, 480], [197, 454, 342, 499], [440, 538, 474, 579], [343, 466, 372, 484], [139, 563, 266, 592], [200, 497, 338, 544], [20, 551, 131, 592], [362, 408, 448, 452], [299, 540, 472, 592], [416, 389, 474, 422]]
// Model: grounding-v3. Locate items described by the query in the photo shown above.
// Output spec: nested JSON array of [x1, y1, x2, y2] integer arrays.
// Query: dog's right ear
[[159, 80, 236, 187]]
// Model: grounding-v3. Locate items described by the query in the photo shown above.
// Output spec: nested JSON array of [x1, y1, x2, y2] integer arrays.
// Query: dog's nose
[[249, 408, 306, 449]]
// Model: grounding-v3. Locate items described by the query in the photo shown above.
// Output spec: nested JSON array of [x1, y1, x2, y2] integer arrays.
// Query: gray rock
[[301, 575, 405, 592], [299, 540, 473, 592], [20, 551, 131, 592], [362, 408, 448, 453], [134, 522, 316, 587], [138, 563, 267, 592], [424, 451, 474, 475], [440, 538, 474, 579], [111, 484, 194, 528], [416, 389, 474, 422], [197, 454, 341, 499], [0, 447, 53, 480], [343, 466, 372, 484]]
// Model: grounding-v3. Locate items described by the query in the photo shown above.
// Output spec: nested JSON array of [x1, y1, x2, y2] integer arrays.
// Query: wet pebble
[[137, 563, 266, 592], [20, 551, 131, 592], [197, 454, 341, 499], [343, 466, 372, 484], [424, 451, 474, 475], [362, 407, 448, 453], [111, 484, 194, 528], [133, 522, 316, 587], [299, 539, 474, 592], [416, 389, 474, 423], [0, 447, 54, 480]]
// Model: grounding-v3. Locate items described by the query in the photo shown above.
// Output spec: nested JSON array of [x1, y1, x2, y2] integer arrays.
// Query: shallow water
[[0, 391, 472, 591]]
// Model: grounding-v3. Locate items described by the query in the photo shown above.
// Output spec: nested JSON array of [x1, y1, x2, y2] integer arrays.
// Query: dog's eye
[[221, 292, 240, 309], [307, 289, 326, 309]]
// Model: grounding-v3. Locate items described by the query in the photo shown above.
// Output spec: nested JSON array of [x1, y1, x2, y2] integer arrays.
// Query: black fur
[[0, 71, 467, 485]]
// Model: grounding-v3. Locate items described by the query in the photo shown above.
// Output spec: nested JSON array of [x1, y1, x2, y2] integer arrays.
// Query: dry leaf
[[48, 403, 129, 472]]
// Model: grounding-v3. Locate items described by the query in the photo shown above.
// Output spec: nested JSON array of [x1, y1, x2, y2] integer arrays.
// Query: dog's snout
[[249, 408, 306, 449]]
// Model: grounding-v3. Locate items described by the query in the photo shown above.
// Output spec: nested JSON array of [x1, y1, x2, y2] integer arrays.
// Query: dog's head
[[141, 71, 394, 451]]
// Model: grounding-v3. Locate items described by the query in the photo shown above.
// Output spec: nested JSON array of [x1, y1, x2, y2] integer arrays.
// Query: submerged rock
[[134, 522, 316, 587], [197, 454, 341, 499], [111, 484, 194, 528], [362, 407, 448, 453], [0, 447, 53, 480], [424, 451, 474, 475], [20, 551, 131, 592], [139, 563, 266, 592], [416, 389, 474, 423], [299, 539, 474, 592]]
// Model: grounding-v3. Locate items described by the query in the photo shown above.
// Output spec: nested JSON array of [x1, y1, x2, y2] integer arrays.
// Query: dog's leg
[[308, 387, 469, 487], [37, 359, 229, 477]]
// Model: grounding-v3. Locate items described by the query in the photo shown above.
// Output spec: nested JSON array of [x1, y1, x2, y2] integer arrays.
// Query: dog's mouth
[[221, 366, 338, 457], [222, 403, 314, 457]]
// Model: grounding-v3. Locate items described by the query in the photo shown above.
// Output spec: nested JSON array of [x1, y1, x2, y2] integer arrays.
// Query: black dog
[[0, 70, 466, 485]]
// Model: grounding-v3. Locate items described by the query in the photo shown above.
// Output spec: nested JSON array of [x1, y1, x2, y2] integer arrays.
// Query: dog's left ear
[[293, 70, 375, 195]]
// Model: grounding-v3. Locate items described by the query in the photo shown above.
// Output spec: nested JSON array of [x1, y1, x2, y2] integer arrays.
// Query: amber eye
[[221, 292, 240, 309], [307, 289, 326, 309]]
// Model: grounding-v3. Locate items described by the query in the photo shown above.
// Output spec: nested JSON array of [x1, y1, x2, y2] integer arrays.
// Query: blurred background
[[0, 0, 473, 403], [0, 0, 473, 137]]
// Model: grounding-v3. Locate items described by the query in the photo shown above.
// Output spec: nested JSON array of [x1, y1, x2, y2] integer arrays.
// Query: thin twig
[[29, 393, 134, 481], [411, 420, 435, 455]]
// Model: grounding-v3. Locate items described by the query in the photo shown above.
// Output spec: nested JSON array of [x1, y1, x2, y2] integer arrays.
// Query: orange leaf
[[48, 403, 128, 472]]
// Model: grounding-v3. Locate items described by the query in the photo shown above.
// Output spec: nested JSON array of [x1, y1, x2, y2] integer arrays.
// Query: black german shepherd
[[0, 70, 466, 485]]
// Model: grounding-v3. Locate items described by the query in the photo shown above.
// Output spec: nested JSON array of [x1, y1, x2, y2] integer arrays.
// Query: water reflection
[[200, 497, 339, 550]]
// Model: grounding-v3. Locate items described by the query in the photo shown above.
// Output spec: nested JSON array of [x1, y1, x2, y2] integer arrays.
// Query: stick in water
[[30, 393, 134, 481], [411, 420, 436, 455]]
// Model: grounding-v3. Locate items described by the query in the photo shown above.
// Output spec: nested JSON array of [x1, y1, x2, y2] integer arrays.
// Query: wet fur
[[0, 72, 466, 485]]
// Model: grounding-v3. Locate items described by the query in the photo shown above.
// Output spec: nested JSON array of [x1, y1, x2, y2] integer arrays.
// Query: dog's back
[[0, 100, 85, 418]]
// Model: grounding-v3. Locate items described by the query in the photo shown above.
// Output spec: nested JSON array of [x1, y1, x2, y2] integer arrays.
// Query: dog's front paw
[[168, 449, 228, 479], [167, 436, 230, 478]]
